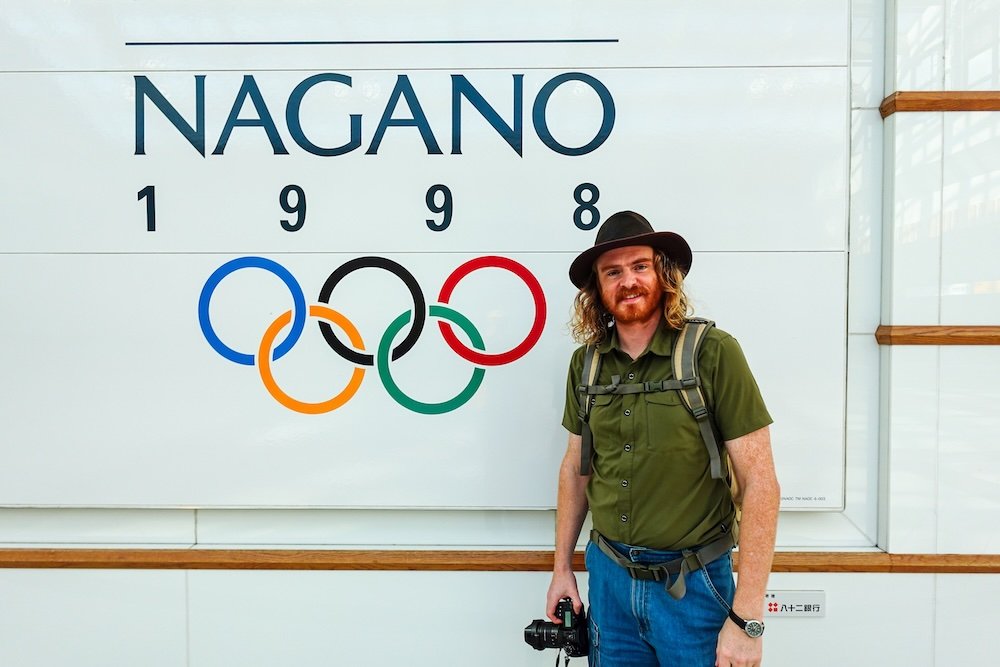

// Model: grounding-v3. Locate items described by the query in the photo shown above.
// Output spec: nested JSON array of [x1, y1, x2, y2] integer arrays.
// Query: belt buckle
[[628, 566, 662, 582]]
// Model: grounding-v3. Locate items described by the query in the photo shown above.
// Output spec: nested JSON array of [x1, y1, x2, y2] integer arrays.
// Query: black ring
[[316, 256, 426, 366]]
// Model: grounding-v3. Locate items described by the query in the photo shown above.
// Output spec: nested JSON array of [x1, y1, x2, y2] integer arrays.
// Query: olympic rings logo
[[198, 255, 546, 415]]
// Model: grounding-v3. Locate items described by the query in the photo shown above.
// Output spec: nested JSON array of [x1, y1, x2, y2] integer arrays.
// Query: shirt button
[[627, 373, 635, 380], [621, 480, 629, 487], [624, 409, 631, 416], [624, 444, 632, 452], [620, 514, 628, 522]]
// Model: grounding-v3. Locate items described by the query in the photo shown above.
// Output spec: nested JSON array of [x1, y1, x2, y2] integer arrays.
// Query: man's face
[[594, 245, 663, 326]]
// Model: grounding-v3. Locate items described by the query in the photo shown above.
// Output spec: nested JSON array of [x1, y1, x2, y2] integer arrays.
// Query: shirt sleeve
[[703, 333, 773, 441], [561, 346, 586, 434]]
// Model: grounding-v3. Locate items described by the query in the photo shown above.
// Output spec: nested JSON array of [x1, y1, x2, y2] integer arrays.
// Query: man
[[546, 211, 780, 667]]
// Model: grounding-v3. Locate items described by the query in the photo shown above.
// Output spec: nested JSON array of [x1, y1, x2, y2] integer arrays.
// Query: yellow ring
[[257, 305, 365, 414]]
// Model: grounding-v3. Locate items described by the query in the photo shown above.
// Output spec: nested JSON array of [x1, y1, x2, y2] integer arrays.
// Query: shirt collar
[[596, 319, 679, 358]]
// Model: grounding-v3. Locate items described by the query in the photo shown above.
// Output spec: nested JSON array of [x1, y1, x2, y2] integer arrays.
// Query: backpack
[[576, 318, 741, 540]]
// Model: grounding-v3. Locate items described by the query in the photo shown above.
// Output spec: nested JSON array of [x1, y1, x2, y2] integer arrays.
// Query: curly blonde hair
[[569, 251, 691, 345]]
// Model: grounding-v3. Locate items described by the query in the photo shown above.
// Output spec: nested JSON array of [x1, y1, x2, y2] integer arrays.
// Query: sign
[[0, 2, 849, 508]]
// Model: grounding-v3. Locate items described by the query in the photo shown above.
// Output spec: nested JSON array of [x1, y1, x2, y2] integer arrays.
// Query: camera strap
[[556, 648, 572, 667]]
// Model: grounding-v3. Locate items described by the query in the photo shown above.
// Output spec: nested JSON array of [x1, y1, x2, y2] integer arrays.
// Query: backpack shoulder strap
[[672, 319, 725, 479], [577, 344, 602, 476], [674, 319, 742, 541]]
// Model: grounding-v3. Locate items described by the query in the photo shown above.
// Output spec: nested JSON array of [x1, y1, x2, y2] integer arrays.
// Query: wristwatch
[[727, 609, 765, 638]]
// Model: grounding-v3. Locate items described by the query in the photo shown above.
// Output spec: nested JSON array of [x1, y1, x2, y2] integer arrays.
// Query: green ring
[[377, 305, 486, 414]]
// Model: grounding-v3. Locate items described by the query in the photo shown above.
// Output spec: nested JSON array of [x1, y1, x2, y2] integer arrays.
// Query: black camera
[[523, 597, 589, 657]]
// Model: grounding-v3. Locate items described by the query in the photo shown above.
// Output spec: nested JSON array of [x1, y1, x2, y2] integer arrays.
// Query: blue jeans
[[585, 538, 735, 667]]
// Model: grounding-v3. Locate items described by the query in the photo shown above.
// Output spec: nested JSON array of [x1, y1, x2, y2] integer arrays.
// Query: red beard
[[605, 284, 663, 325]]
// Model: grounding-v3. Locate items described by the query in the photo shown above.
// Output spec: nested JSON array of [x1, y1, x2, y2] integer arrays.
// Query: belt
[[590, 528, 736, 601]]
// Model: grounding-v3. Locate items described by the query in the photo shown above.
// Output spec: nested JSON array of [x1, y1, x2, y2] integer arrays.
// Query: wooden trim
[[0, 549, 998, 574], [880, 91, 1000, 118], [0, 549, 558, 572], [885, 554, 1000, 574], [875, 325, 1000, 346]]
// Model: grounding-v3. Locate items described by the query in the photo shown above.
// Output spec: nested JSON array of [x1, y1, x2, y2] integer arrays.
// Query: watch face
[[744, 620, 765, 638]]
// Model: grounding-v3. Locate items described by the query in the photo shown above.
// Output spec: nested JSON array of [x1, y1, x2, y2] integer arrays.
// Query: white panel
[[775, 511, 875, 548], [851, 0, 886, 109], [941, 112, 1000, 324], [887, 0, 945, 92], [189, 570, 580, 667], [0, 0, 854, 533], [0, 568, 954, 667], [937, 347, 1000, 553], [936, 574, 1000, 664], [0, 251, 846, 509], [765, 572, 934, 667], [0, 252, 572, 507], [0, 508, 194, 545], [692, 253, 847, 510], [850, 109, 884, 334], [878, 343, 892, 549], [945, 0, 1000, 89], [196, 508, 559, 547], [0, 1, 848, 72], [884, 346, 940, 553], [0, 505, 882, 551], [0, 67, 848, 254], [0, 570, 187, 667], [0, 507, 885, 551], [844, 334, 880, 543], [883, 112, 943, 325], [187, 570, 938, 667], [770, 335, 878, 548]]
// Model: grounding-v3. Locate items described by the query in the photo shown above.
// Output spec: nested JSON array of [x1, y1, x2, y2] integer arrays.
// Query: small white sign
[[765, 590, 825, 617]]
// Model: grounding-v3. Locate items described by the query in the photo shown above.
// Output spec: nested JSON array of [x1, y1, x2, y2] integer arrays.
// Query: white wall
[[0, 568, 998, 666], [881, 0, 1000, 555], [1, 1, 999, 666], [1, 0, 850, 511]]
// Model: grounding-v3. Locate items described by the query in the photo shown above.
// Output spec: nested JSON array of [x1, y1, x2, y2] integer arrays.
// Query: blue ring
[[198, 257, 307, 366]]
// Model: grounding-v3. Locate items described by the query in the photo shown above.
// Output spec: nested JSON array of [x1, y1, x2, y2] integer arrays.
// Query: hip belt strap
[[590, 529, 736, 601]]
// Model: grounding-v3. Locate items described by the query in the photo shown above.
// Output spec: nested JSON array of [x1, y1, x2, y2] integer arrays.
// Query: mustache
[[615, 287, 649, 302]]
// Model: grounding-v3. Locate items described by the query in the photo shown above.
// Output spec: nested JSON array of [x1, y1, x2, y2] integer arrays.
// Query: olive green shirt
[[561, 320, 772, 550]]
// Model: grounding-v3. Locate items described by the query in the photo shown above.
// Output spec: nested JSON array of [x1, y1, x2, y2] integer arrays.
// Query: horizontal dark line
[[2, 65, 845, 75], [0, 250, 845, 257], [125, 39, 619, 47]]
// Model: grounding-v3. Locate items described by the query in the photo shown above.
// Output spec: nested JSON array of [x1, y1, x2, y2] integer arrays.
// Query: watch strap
[[727, 608, 748, 630], [727, 608, 764, 637]]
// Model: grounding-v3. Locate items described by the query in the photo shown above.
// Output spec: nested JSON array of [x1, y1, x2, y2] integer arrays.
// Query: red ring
[[437, 256, 546, 366]]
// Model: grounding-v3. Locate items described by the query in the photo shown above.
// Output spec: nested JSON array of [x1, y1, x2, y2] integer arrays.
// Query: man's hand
[[545, 570, 583, 622], [715, 618, 762, 667], [547, 433, 590, 622]]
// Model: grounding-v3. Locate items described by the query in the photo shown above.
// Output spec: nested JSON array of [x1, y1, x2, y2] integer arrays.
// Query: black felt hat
[[568, 211, 692, 288]]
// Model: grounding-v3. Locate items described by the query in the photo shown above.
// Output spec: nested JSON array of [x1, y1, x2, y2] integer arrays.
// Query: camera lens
[[523, 619, 563, 650]]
